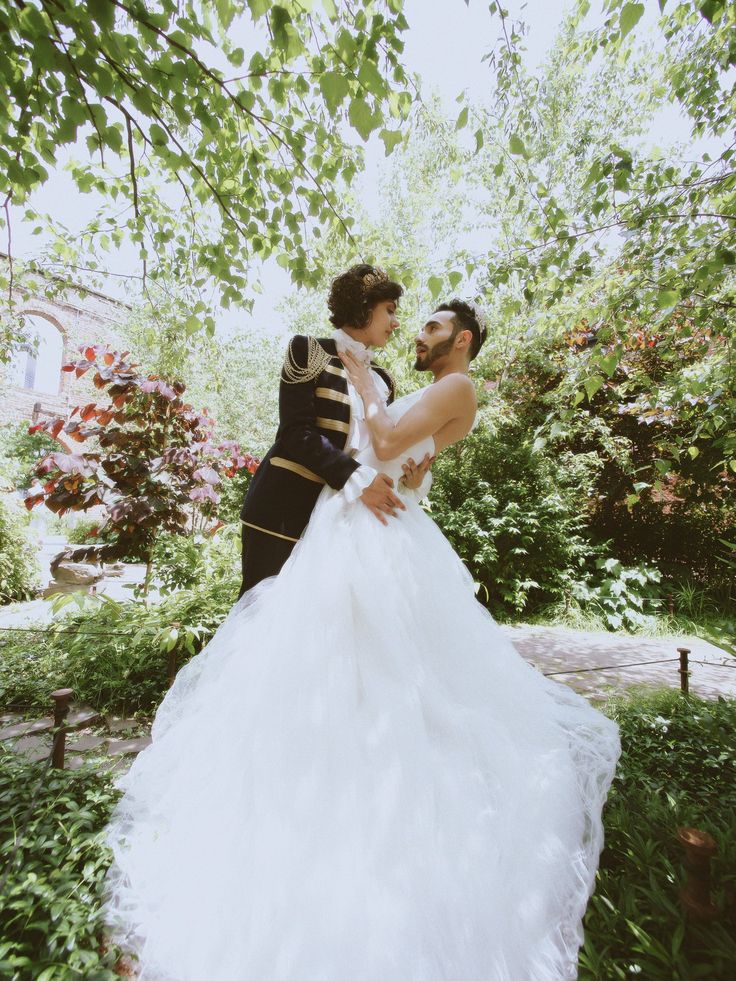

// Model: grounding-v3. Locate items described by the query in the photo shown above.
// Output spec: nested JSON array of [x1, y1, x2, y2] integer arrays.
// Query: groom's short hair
[[328, 264, 403, 330], [434, 300, 487, 360]]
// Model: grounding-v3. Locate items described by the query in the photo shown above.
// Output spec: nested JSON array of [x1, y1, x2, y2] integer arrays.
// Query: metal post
[[50, 688, 74, 769], [676, 826, 718, 922], [677, 647, 691, 695], [667, 592, 674, 617]]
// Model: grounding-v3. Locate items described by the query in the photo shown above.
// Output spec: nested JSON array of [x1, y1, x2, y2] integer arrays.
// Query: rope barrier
[[542, 657, 735, 676], [0, 624, 162, 637], [543, 656, 680, 676]]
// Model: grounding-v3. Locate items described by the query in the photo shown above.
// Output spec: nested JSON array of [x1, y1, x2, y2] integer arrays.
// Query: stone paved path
[[0, 709, 151, 777], [500, 623, 736, 701]]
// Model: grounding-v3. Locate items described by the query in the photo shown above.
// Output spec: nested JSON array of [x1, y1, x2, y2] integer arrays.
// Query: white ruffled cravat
[[330, 327, 390, 502], [332, 327, 373, 367]]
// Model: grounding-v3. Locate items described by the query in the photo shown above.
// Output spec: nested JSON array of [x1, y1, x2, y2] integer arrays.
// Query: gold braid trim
[[281, 336, 332, 385]]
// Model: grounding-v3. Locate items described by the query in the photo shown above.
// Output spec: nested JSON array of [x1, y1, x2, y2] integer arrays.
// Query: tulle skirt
[[102, 487, 621, 980]]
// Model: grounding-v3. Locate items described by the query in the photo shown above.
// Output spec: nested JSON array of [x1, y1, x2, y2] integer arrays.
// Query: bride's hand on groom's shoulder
[[339, 349, 374, 396]]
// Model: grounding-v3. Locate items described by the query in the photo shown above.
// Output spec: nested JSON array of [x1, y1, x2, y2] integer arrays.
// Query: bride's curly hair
[[328, 263, 403, 330]]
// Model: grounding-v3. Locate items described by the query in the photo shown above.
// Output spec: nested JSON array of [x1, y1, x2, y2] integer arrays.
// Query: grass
[[580, 688, 736, 979], [0, 747, 121, 979]]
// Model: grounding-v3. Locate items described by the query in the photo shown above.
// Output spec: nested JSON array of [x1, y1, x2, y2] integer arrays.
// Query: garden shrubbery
[[0, 497, 40, 605], [0, 527, 240, 715], [580, 689, 736, 979], [429, 400, 600, 619], [424, 322, 735, 625], [0, 746, 121, 979]]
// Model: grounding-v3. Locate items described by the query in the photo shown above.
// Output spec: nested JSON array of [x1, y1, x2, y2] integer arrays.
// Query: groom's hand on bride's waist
[[360, 474, 406, 525]]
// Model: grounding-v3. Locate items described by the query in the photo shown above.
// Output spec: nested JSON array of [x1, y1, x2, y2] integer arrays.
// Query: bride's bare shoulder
[[433, 373, 477, 405]]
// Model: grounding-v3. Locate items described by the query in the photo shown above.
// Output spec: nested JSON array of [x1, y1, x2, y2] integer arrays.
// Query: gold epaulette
[[281, 336, 332, 385]]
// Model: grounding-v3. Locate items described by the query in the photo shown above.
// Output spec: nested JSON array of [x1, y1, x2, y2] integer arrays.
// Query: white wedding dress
[[102, 387, 621, 981]]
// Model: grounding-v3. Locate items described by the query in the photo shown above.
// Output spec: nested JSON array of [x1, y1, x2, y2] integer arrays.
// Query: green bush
[[0, 746, 121, 979], [0, 496, 40, 604], [65, 517, 104, 546], [151, 523, 240, 594], [215, 467, 254, 525], [0, 571, 239, 715], [0, 421, 58, 493], [429, 415, 594, 618], [570, 555, 664, 631], [581, 689, 736, 978], [479, 328, 736, 605]]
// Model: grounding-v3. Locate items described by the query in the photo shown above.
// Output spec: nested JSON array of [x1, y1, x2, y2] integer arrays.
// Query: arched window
[[7, 314, 64, 395]]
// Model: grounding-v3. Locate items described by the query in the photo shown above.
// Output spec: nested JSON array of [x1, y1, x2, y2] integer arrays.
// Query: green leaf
[[319, 71, 349, 113], [583, 375, 604, 401], [348, 98, 378, 141], [656, 289, 679, 309], [699, 0, 726, 24], [619, 3, 644, 38], [509, 133, 526, 156], [427, 275, 442, 300], [379, 128, 403, 156], [599, 350, 619, 377], [85, 0, 115, 32], [455, 106, 469, 130], [322, 0, 338, 19], [149, 124, 168, 146], [358, 60, 384, 96]]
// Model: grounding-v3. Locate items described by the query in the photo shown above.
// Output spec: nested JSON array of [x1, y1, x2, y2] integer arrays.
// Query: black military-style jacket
[[240, 336, 395, 543]]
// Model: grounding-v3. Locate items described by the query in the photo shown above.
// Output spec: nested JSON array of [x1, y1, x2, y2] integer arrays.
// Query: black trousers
[[239, 523, 297, 599]]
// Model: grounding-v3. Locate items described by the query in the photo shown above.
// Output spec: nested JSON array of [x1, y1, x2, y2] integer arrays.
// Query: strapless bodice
[[354, 388, 435, 487]]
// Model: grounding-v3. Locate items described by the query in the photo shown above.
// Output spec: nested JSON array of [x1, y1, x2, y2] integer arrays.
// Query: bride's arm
[[340, 350, 476, 461]]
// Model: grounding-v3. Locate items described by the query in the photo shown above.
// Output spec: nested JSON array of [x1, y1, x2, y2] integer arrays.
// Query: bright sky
[[6, 0, 710, 340]]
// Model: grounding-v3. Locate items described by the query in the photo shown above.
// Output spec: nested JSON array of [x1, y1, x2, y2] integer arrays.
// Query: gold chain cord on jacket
[[281, 336, 332, 385]]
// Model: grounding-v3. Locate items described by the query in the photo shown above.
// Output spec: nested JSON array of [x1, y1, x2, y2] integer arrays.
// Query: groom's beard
[[414, 337, 454, 371]]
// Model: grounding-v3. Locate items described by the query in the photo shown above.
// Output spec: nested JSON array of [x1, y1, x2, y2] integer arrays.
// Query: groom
[[239, 264, 430, 597]]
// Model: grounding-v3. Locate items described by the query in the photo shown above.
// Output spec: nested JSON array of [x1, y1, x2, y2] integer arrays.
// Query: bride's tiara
[[361, 268, 389, 295]]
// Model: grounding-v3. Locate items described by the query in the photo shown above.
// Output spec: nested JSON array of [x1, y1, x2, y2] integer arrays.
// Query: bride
[[102, 300, 621, 980]]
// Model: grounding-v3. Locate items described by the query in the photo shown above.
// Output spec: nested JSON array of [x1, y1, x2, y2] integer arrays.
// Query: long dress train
[[102, 386, 621, 980]]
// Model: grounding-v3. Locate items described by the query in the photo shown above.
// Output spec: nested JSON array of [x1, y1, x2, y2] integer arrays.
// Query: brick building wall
[[1, 267, 130, 429]]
